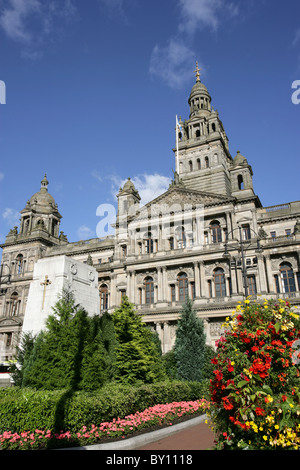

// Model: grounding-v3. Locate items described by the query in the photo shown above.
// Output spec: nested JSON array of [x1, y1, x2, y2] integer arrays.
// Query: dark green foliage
[[162, 349, 178, 380], [19, 289, 117, 392], [9, 331, 36, 387], [202, 344, 217, 380], [112, 297, 166, 384], [174, 297, 206, 382], [0, 380, 209, 435]]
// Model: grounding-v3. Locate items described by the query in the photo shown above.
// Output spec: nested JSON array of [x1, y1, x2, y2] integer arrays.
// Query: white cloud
[[292, 28, 300, 47], [178, 0, 238, 34], [149, 38, 196, 89], [149, 0, 239, 89], [109, 173, 171, 207], [2, 207, 20, 227], [132, 174, 171, 206], [0, 0, 77, 57], [91, 170, 103, 183], [77, 224, 94, 240]]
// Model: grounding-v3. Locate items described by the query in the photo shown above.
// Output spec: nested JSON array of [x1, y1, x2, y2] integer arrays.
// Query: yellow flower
[[274, 425, 279, 430], [244, 299, 250, 304], [263, 435, 268, 441], [289, 403, 294, 408]]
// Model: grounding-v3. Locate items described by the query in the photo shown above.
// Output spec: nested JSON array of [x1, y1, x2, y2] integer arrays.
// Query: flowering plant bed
[[0, 399, 210, 450], [208, 298, 300, 450]]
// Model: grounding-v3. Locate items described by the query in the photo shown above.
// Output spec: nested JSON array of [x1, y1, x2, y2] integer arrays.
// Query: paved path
[[136, 419, 215, 451], [64, 415, 216, 451]]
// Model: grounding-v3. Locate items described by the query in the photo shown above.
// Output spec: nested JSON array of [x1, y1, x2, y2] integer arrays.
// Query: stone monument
[[21, 255, 99, 337]]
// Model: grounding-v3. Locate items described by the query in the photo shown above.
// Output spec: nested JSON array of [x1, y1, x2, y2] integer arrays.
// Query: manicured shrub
[[0, 380, 209, 438], [209, 298, 300, 450]]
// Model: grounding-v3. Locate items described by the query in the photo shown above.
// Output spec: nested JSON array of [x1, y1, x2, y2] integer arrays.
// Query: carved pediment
[[0, 317, 23, 327], [130, 186, 235, 223]]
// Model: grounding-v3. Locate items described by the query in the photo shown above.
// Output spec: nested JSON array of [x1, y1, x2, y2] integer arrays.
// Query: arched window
[[145, 276, 154, 304], [197, 158, 201, 170], [145, 232, 154, 254], [195, 129, 200, 138], [189, 160, 193, 172], [205, 156, 209, 168], [100, 284, 109, 311], [210, 221, 222, 244], [16, 254, 24, 274], [212, 123, 216, 132], [214, 268, 226, 297], [176, 226, 186, 249], [238, 174, 244, 190], [280, 263, 296, 293], [178, 272, 188, 302], [9, 292, 19, 316]]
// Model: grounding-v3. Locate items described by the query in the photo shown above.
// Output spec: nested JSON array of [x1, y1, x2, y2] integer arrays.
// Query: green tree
[[10, 331, 36, 386], [22, 289, 91, 390], [174, 297, 206, 382], [78, 314, 117, 391], [112, 297, 165, 384]]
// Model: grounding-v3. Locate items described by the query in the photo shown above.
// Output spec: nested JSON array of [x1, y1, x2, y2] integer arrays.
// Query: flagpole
[[176, 115, 179, 174]]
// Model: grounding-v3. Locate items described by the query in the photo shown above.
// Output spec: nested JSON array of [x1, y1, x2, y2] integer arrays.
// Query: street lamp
[[223, 226, 261, 298], [0, 264, 11, 296]]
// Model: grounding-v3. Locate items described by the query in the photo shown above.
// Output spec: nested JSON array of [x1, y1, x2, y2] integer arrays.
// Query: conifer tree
[[112, 297, 165, 384], [174, 297, 206, 382]]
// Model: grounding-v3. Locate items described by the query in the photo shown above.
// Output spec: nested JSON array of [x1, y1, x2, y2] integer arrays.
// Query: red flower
[[255, 407, 266, 416], [281, 395, 287, 402], [222, 397, 234, 410], [251, 346, 259, 352]]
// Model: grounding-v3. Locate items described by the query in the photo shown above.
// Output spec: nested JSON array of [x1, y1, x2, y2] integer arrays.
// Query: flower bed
[[0, 398, 210, 450], [208, 298, 300, 450]]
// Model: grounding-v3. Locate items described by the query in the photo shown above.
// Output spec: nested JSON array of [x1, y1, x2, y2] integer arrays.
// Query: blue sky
[[0, 0, 299, 244]]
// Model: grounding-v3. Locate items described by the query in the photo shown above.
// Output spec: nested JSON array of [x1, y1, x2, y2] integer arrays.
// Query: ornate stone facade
[[1, 69, 300, 362]]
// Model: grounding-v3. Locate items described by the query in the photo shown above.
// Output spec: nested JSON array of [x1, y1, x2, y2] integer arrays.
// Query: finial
[[41, 173, 49, 190], [194, 61, 201, 83]]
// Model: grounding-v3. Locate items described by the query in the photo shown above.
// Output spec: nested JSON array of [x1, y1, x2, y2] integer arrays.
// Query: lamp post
[[0, 264, 11, 296], [223, 226, 261, 298]]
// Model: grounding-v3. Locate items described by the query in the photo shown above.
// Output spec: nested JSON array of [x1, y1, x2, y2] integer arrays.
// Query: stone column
[[265, 255, 275, 293], [162, 267, 167, 301], [199, 261, 205, 297], [157, 267, 162, 301], [257, 254, 268, 294], [193, 261, 200, 298], [230, 260, 238, 294]]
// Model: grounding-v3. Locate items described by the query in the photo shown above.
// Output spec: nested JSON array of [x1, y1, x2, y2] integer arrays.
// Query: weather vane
[[194, 61, 201, 82]]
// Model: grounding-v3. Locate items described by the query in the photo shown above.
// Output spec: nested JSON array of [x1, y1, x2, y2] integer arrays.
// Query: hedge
[[0, 380, 210, 435]]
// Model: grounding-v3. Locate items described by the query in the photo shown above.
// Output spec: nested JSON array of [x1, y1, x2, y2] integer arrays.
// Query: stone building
[[1, 66, 300, 362]]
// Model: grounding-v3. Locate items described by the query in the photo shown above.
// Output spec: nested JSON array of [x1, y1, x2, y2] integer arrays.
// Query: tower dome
[[20, 174, 62, 238], [188, 62, 212, 117], [28, 174, 57, 213]]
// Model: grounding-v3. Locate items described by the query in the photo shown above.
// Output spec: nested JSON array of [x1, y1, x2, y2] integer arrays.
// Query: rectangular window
[[247, 276, 257, 296], [286, 229, 292, 238], [270, 231, 276, 241], [169, 237, 174, 250], [275, 274, 280, 293], [190, 282, 195, 299], [171, 285, 176, 302], [242, 225, 251, 240]]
